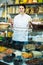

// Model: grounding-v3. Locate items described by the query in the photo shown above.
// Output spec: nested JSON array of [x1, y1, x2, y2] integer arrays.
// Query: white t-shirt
[[12, 13, 32, 41]]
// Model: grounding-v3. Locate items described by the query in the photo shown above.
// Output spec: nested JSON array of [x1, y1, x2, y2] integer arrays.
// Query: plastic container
[[14, 58, 22, 65]]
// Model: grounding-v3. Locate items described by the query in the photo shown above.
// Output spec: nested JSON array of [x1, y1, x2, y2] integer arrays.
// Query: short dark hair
[[19, 4, 26, 9]]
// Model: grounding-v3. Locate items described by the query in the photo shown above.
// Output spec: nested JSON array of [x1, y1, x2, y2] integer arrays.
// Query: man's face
[[19, 6, 25, 14]]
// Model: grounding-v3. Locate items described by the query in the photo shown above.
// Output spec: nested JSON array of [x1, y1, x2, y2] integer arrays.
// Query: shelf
[[1, 3, 43, 8], [7, 3, 43, 7], [0, 13, 43, 18], [0, 3, 43, 19], [0, 17, 8, 22], [9, 13, 43, 18], [10, 13, 43, 15]]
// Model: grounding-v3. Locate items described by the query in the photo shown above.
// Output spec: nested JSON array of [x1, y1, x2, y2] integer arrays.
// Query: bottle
[[37, 0, 42, 3], [27, 0, 33, 3], [33, 0, 37, 3], [23, 0, 27, 4], [5, 30, 8, 37], [33, 14, 39, 22], [20, 0, 23, 4], [15, 0, 19, 4]]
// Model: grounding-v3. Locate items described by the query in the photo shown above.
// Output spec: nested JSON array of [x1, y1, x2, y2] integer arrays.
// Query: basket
[[0, 22, 11, 30]]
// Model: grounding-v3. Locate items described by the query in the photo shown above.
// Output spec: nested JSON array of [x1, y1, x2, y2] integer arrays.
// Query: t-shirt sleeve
[[13, 17, 16, 28], [28, 16, 32, 22]]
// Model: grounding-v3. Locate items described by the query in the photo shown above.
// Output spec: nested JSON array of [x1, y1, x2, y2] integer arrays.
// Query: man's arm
[[29, 22, 33, 29], [7, 14, 13, 24]]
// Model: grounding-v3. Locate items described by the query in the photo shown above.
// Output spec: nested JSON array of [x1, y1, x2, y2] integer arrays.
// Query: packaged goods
[[16, 6, 19, 13], [7, 31, 13, 37], [26, 59, 40, 65], [38, 6, 43, 13], [0, 46, 7, 52], [22, 52, 33, 58], [40, 45, 43, 51], [25, 44, 35, 50], [32, 51, 42, 58], [4, 48, 13, 55], [0, 53, 6, 60]]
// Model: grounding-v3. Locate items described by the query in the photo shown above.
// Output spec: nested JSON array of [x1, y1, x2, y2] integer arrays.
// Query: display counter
[[32, 22, 43, 30], [0, 49, 43, 65]]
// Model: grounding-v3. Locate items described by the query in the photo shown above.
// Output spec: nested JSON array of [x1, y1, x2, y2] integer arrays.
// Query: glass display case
[[0, 1, 43, 65]]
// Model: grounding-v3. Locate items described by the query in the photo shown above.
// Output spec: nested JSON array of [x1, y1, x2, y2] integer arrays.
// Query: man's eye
[[19, 8, 21, 9], [22, 8, 23, 9], [19, 8, 24, 9]]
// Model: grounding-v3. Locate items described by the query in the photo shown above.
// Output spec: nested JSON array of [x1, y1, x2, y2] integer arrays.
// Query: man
[[9, 4, 32, 51]]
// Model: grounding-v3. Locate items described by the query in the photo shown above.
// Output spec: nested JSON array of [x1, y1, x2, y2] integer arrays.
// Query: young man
[[11, 4, 32, 50]]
